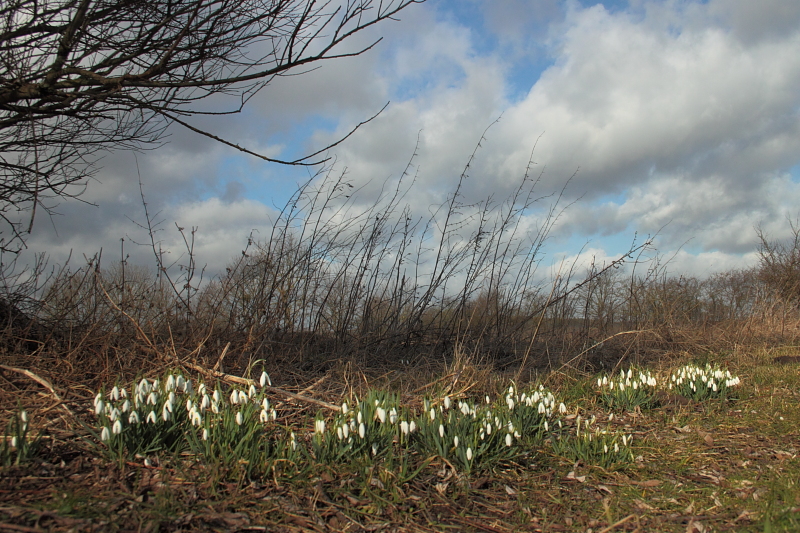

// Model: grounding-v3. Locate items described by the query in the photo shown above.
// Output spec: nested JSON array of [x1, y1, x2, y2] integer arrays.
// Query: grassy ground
[[1, 346, 798, 532]]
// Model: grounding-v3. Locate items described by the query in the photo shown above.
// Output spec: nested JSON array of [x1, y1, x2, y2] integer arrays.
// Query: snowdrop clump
[[668, 363, 741, 401], [597, 367, 660, 411], [1, 408, 38, 466], [92, 370, 279, 465], [551, 414, 635, 469]]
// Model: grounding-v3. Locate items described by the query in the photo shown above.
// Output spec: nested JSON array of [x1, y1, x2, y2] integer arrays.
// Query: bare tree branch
[[0, 0, 425, 251]]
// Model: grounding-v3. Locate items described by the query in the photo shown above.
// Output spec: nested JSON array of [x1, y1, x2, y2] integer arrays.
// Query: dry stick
[[556, 329, 651, 374], [0, 364, 75, 418], [97, 278, 158, 354], [598, 514, 635, 533], [273, 374, 329, 411], [184, 362, 340, 412], [213, 342, 230, 372], [515, 266, 562, 383]]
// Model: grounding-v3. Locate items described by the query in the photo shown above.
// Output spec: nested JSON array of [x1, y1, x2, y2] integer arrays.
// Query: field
[[1, 341, 798, 532]]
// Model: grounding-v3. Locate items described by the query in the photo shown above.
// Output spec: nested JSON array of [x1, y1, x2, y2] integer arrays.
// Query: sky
[[21, 0, 800, 281]]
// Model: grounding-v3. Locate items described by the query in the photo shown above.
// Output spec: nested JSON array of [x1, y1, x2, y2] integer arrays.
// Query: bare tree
[[0, 0, 424, 251]]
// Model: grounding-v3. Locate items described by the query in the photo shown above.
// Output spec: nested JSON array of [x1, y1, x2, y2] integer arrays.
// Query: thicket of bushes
[[1, 150, 798, 384]]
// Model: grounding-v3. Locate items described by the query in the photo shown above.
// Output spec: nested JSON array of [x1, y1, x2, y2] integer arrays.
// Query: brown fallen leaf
[[633, 479, 662, 487], [565, 471, 586, 483]]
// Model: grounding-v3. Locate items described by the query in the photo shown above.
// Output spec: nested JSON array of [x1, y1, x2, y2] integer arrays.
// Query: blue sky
[[25, 0, 800, 280]]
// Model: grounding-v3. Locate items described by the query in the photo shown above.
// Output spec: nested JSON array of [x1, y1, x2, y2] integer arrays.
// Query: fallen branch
[[0, 364, 75, 418], [185, 362, 340, 412]]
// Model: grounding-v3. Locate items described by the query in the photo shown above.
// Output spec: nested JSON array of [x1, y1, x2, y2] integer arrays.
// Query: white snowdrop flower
[[183, 378, 193, 395], [260, 410, 270, 424], [200, 394, 210, 411], [480, 430, 485, 441], [505, 433, 512, 447], [260, 372, 270, 388], [122, 400, 131, 413], [109, 408, 119, 422], [337, 426, 343, 440], [357, 411, 363, 425], [372, 443, 378, 456], [609, 382, 615, 391], [235, 411, 243, 426], [166, 374, 176, 391], [343, 423, 350, 439], [454, 436, 459, 448], [128, 411, 140, 425], [544, 420, 549, 432], [271, 409, 278, 421], [514, 431, 521, 438], [608, 412, 614, 421], [198, 383, 206, 396], [112, 419, 123, 435], [712, 382, 718, 392], [138, 378, 150, 395], [202, 428, 209, 441], [358, 422, 366, 439], [186, 399, 193, 412], [401, 421, 410, 436], [213, 389, 221, 403], [506, 397, 515, 410], [162, 405, 171, 422], [486, 423, 492, 435], [231, 389, 241, 405], [430, 408, 436, 421], [614, 442, 619, 453], [409, 421, 417, 433], [341, 402, 349, 415], [604, 444, 609, 454], [11, 436, 18, 448], [443, 396, 451, 410], [262, 398, 270, 411], [290, 432, 297, 450], [248, 384, 257, 398], [389, 408, 398, 424], [95, 399, 105, 416], [537, 402, 545, 414], [211, 401, 220, 414], [165, 397, 174, 414], [176, 374, 185, 390], [192, 411, 202, 427], [147, 392, 158, 406], [101, 426, 111, 441], [627, 369, 633, 380], [147, 410, 157, 424], [438, 424, 445, 439], [597, 378, 603, 388], [111, 386, 120, 401], [485, 395, 491, 405], [466, 447, 473, 461], [376, 407, 386, 424]]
